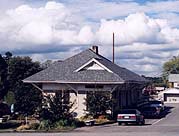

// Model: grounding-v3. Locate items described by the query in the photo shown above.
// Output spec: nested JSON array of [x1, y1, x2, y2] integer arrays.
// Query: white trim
[[23, 80, 125, 84], [85, 63, 105, 70], [74, 58, 113, 73]]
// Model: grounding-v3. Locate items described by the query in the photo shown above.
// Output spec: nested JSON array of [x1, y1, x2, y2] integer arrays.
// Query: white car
[[117, 109, 145, 125]]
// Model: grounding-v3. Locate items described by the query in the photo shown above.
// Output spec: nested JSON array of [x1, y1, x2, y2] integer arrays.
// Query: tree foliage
[[163, 56, 179, 75], [14, 84, 42, 115], [0, 53, 43, 116], [0, 54, 8, 100], [8, 56, 42, 93], [4, 91, 15, 105], [163, 56, 179, 85], [40, 60, 53, 69], [85, 91, 112, 117], [141, 75, 165, 87], [7, 56, 43, 115], [38, 92, 73, 124]]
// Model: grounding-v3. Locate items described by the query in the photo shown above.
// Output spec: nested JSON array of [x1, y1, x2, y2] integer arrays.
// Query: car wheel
[[141, 120, 145, 125], [136, 121, 140, 125], [118, 122, 121, 125], [137, 120, 144, 125]]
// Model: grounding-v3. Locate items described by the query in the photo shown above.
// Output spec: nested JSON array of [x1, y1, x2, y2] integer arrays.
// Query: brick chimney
[[92, 46, 98, 54]]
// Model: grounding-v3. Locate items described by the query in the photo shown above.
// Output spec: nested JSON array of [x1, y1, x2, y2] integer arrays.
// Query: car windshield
[[119, 109, 136, 114]]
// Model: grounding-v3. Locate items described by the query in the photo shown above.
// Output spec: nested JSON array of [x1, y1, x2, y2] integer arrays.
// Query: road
[[0, 103, 179, 136]]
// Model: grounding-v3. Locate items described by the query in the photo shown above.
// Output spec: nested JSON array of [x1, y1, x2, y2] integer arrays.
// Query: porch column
[[76, 90, 87, 118]]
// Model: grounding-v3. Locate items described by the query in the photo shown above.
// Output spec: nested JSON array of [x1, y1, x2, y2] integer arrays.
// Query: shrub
[[38, 120, 51, 130], [53, 119, 68, 129], [95, 118, 108, 124], [79, 115, 94, 121], [29, 123, 39, 130], [85, 91, 114, 117], [38, 92, 73, 124], [72, 119, 85, 127], [98, 115, 106, 119]]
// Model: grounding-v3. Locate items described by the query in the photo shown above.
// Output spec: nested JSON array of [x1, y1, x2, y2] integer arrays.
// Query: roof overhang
[[23, 80, 124, 84], [23, 80, 146, 84]]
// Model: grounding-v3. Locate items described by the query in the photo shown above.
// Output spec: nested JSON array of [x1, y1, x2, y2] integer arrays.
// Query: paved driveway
[[0, 103, 179, 136]]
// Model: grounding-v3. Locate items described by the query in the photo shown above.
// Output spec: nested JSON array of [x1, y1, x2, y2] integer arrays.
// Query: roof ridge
[[87, 49, 128, 81], [64, 48, 92, 62]]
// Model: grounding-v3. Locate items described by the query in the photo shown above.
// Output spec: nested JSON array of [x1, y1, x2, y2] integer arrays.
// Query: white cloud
[[96, 13, 169, 45], [154, 12, 179, 28], [30, 46, 82, 62], [1, 1, 179, 76], [67, 0, 179, 25], [0, 0, 24, 12], [77, 26, 94, 44], [0, 1, 95, 48], [145, 1, 179, 13], [14, 21, 53, 44], [1, 2, 178, 48]]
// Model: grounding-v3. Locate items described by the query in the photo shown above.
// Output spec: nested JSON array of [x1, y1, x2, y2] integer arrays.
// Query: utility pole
[[113, 32, 115, 63]]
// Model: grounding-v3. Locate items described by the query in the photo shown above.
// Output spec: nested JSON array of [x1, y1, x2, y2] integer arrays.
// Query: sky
[[0, 0, 179, 76]]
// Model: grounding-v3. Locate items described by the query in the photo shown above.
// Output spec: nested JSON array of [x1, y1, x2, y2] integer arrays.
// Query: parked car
[[137, 97, 150, 107], [0, 103, 10, 117], [117, 109, 145, 125], [0, 102, 11, 122], [148, 100, 165, 111], [139, 106, 161, 118]]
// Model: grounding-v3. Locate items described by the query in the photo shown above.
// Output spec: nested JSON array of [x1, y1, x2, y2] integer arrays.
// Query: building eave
[[23, 80, 147, 84], [23, 80, 124, 84]]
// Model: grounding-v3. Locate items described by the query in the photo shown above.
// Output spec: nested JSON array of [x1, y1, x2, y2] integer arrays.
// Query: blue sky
[[0, 0, 179, 76]]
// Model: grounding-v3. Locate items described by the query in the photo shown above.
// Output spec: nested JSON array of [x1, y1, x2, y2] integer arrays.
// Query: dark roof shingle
[[23, 49, 146, 83]]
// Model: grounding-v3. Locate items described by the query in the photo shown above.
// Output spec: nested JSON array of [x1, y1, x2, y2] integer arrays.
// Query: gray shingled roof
[[23, 49, 147, 83]]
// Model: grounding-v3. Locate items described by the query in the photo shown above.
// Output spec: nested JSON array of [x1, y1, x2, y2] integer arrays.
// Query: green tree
[[41, 60, 53, 69], [4, 91, 16, 105], [7, 55, 43, 115], [8, 56, 42, 93], [4, 52, 12, 63], [0, 54, 8, 100], [15, 84, 42, 115], [85, 91, 112, 117], [163, 56, 179, 75], [38, 92, 74, 127], [141, 75, 165, 87], [163, 56, 179, 85]]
